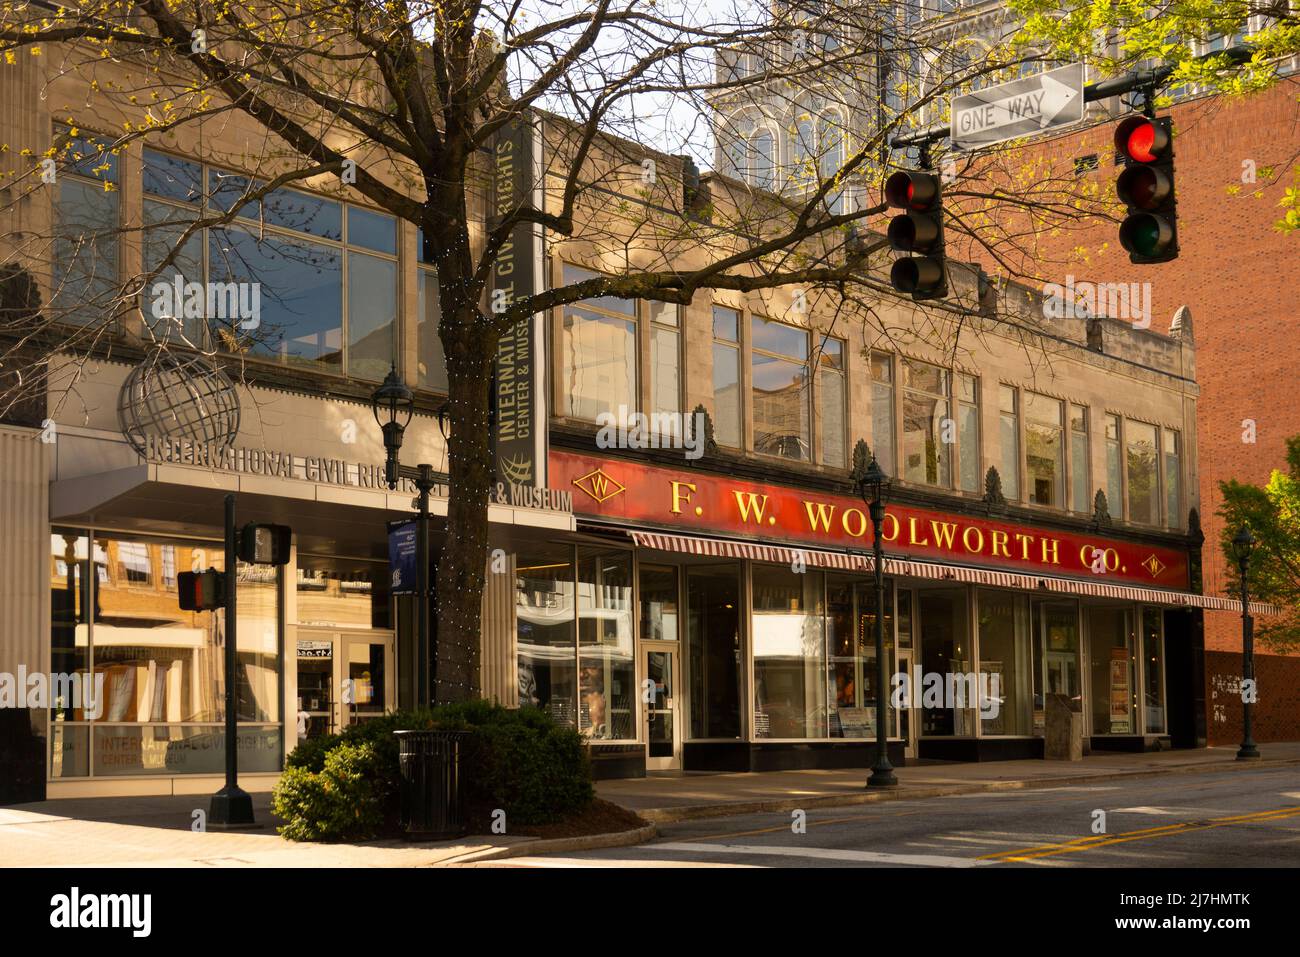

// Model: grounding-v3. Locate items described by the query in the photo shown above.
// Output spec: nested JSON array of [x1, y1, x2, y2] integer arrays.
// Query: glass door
[[644, 644, 681, 770], [896, 650, 917, 759], [342, 633, 394, 727], [296, 630, 338, 741]]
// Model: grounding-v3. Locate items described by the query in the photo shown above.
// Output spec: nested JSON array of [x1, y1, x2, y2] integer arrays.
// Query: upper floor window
[[1024, 392, 1064, 508], [870, 352, 896, 478], [53, 127, 120, 326], [752, 316, 811, 462], [999, 385, 1021, 501], [749, 129, 776, 190], [1104, 413, 1123, 516], [1070, 404, 1090, 513], [1163, 430, 1182, 529], [558, 264, 638, 422], [1125, 420, 1160, 525], [712, 306, 743, 448], [818, 336, 847, 469], [142, 148, 402, 381], [901, 358, 951, 487], [416, 230, 447, 394], [955, 373, 980, 493]]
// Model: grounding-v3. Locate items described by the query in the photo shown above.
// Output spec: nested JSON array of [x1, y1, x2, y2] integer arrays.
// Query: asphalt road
[[494, 765, 1300, 868]]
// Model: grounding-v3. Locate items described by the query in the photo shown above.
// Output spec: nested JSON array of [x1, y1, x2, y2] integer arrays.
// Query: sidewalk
[[596, 743, 1300, 822]]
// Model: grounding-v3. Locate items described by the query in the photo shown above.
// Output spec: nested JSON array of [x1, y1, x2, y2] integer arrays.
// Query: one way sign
[[951, 63, 1085, 150]]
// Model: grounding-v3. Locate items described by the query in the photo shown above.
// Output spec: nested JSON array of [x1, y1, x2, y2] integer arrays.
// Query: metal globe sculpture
[[117, 351, 241, 458]]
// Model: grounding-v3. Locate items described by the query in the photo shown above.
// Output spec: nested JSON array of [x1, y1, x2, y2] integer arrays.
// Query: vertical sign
[[491, 113, 546, 487]]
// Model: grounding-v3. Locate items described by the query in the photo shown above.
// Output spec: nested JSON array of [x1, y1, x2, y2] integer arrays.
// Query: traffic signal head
[[178, 569, 226, 612], [883, 170, 946, 300], [1114, 116, 1177, 263]]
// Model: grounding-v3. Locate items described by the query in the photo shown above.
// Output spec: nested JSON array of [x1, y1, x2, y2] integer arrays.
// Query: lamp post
[[1231, 526, 1260, 760], [372, 366, 446, 708], [857, 455, 898, 788]]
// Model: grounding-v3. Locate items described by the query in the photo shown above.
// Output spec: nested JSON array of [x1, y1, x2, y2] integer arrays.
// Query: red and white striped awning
[[627, 530, 1281, 616]]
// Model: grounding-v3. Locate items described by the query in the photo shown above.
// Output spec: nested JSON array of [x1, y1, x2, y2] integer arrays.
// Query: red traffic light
[[1115, 116, 1169, 163], [178, 569, 226, 612], [885, 171, 939, 210]]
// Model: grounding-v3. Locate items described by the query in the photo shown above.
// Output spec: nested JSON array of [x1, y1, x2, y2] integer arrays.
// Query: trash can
[[396, 729, 470, 840]]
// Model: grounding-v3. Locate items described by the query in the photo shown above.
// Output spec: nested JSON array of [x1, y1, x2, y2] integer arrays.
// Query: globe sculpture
[[117, 351, 241, 458]]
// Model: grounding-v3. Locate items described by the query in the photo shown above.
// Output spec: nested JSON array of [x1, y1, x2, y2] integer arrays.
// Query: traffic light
[[1114, 115, 1177, 263], [177, 569, 226, 612], [883, 170, 947, 300], [238, 523, 292, 565]]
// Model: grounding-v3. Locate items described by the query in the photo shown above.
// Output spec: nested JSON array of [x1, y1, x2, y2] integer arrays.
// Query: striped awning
[[627, 530, 1281, 616]]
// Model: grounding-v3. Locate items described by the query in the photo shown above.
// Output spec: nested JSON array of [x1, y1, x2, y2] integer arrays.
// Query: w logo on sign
[[572, 467, 626, 504]]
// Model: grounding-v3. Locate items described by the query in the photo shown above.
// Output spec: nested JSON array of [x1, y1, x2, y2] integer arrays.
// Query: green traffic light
[[1119, 213, 1172, 258]]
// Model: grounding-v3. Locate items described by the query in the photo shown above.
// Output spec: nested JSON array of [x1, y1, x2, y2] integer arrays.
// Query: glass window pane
[[902, 358, 948, 396], [516, 545, 575, 726], [751, 316, 809, 359], [712, 305, 739, 342], [918, 588, 973, 735], [1024, 392, 1062, 428], [1088, 606, 1135, 734], [752, 566, 826, 739], [650, 326, 680, 415], [347, 252, 397, 381], [687, 565, 742, 739], [347, 207, 397, 255], [1000, 410, 1020, 500], [54, 178, 119, 325], [1071, 429, 1089, 513], [561, 305, 636, 420], [56, 128, 118, 181], [1126, 421, 1159, 524], [578, 549, 634, 740], [209, 225, 342, 370], [999, 384, 1017, 414], [562, 264, 636, 315], [818, 336, 843, 369], [296, 556, 391, 629], [1142, 608, 1165, 733], [639, 565, 679, 642], [648, 300, 677, 327], [417, 268, 447, 393], [142, 200, 205, 346], [977, 591, 1032, 735], [872, 380, 896, 477], [1163, 430, 1181, 529], [50, 531, 90, 778], [870, 352, 892, 383], [752, 352, 810, 460], [956, 373, 977, 404], [1025, 396, 1063, 507], [903, 393, 950, 486], [1105, 415, 1123, 517], [751, 130, 775, 189], [142, 149, 202, 204], [208, 169, 342, 241], [820, 369, 846, 468], [712, 343, 742, 448], [958, 402, 979, 492]]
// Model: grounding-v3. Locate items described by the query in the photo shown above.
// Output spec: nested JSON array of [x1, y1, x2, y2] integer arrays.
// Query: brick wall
[[1205, 649, 1300, 746]]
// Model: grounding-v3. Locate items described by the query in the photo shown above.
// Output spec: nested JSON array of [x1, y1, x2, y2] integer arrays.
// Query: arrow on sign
[[951, 63, 1086, 150], [981, 72, 1079, 129]]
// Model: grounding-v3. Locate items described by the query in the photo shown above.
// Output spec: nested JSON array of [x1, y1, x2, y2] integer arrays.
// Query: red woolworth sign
[[551, 451, 1190, 589]]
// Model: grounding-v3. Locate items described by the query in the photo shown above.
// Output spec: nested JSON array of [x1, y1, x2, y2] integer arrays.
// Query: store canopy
[[627, 530, 1281, 616]]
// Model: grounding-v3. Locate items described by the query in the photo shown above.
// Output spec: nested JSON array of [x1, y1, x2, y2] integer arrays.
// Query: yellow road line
[[980, 805, 1300, 862]]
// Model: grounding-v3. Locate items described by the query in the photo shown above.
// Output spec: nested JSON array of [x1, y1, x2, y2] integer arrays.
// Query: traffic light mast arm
[[890, 44, 1256, 150]]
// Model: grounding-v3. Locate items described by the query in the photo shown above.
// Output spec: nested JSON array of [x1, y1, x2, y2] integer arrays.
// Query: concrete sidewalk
[[596, 743, 1300, 822], [0, 793, 626, 868]]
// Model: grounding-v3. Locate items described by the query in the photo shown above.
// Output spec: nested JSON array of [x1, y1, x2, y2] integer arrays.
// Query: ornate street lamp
[[857, 455, 898, 788], [372, 365, 442, 707], [1231, 526, 1260, 760]]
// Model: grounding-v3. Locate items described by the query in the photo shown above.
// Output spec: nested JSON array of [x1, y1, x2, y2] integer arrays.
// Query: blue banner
[[388, 521, 418, 594]]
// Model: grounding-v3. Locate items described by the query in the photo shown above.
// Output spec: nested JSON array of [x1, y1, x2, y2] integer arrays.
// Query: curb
[[625, 756, 1300, 824], [437, 823, 659, 864]]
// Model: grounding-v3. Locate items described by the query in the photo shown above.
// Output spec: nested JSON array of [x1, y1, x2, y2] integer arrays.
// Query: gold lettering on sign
[[1015, 533, 1034, 560], [962, 526, 985, 554], [990, 530, 1011, 558], [841, 507, 868, 538], [804, 501, 837, 533], [908, 517, 930, 547], [930, 521, 958, 550], [882, 513, 900, 542], [670, 481, 696, 515], [1041, 539, 1061, 565], [733, 490, 770, 524]]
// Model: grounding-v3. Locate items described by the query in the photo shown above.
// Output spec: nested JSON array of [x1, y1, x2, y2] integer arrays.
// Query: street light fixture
[[857, 455, 898, 788], [372, 365, 443, 708], [1231, 526, 1260, 760]]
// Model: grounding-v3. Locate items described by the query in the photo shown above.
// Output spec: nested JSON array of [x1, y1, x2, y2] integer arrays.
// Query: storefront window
[[1088, 606, 1136, 734], [1142, 607, 1166, 733], [577, 549, 635, 740], [902, 358, 951, 487], [976, 590, 1032, 735], [870, 352, 896, 477], [1126, 421, 1159, 525], [49, 532, 90, 778], [1025, 392, 1063, 508], [918, 588, 973, 735], [751, 316, 811, 461], [296, 555, 391, 629], [712, 306, 742, 448], [687, 565, 742, 739], [516, 545, 576, 725], [639, 565, 679, 641], [752, 566, 826, 738], [855, 579, 896, 739], [1031, 600, 1080, 736]]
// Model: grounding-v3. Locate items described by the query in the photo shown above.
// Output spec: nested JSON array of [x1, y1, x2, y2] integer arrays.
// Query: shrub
[[272, 742, 387, 842], [275, 701, 594, 840]]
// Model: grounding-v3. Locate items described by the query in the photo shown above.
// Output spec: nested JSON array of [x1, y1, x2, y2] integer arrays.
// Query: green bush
[[272, 742, 387, 842], [274, 701, 594, 840]]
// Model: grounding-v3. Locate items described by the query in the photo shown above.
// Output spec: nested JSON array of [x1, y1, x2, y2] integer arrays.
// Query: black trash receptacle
[[396, 729, 470, 840]]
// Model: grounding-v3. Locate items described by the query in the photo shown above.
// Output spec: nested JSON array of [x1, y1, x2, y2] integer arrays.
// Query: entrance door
[[897, 650, 917, 760], [644, 644, 681, 770], [296, 630, 395, 739], [342, 633, 395, 727]]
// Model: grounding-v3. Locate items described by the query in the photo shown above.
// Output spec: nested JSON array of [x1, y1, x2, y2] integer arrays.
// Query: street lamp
[[372, 365, 443, 708], [857, 455, 898, 788], [1231, 526, 1260, 760]]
